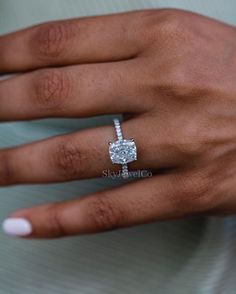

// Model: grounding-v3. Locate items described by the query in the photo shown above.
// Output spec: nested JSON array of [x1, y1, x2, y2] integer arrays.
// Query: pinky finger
[[2, 171, 214, 238]]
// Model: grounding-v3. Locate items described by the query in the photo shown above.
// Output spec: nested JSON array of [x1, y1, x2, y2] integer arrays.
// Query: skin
[[0, 9, 236, 238]]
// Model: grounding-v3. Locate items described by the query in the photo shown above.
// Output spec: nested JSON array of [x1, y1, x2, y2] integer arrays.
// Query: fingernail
[[2, 218, 32, 237]]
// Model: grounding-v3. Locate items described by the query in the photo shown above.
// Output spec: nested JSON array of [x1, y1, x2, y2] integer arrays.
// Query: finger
[[0, 125, 118, 186], [0, 119, 148, 185], [0, 61, 144, 121], [0, 11, 145, 73], [4, 170, 213, 238], [0, 115, 191, 186], [0, 114, 158, 185]]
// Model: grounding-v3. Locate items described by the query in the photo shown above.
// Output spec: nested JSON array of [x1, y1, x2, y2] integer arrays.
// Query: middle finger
[[0, 60, 145, 121]]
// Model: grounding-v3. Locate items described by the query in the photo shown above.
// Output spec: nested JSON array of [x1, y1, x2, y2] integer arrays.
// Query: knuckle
[[159, 11, 188, 35], [34, 69, 72, 110], [176, 170, 215, 212], [51, 140, 87, 179], [139, 8, 180, 23], [88, 194, 124, 231], [140, 9, 192, 46], [33, 22, 73, 58], [164, 63, 188, 86], [46, 203, 67, 237], [0, 152, 14, 186]]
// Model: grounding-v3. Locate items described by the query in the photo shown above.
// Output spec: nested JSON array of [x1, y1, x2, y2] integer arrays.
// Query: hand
[[1, 9, 236, 238]]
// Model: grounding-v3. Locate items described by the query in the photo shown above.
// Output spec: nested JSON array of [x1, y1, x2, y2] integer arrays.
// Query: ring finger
[[0, 115, 182, 186]]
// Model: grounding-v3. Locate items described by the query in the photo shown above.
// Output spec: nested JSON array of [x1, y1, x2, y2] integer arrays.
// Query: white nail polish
[[2, 218, 32, 237]]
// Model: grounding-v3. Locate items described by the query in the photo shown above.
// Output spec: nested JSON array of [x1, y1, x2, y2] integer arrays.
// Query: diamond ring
[[108, 118, 137, 178]]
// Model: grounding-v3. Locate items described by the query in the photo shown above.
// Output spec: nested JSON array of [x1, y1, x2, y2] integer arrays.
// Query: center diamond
[[109, 139, 137, 164]]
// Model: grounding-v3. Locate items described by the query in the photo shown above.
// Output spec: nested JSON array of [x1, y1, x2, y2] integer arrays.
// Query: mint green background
[[0, 1, 236, 294]]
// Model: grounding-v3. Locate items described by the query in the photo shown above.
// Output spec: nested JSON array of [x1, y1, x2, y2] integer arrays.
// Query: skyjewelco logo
[[102, 169, 153, 179]]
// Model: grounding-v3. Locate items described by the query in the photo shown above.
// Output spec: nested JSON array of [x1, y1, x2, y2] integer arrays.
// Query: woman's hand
[[1, 9, 236, 238]]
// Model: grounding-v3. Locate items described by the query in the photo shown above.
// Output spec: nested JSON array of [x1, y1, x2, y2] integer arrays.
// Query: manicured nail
[[2, 218, 32, 237]]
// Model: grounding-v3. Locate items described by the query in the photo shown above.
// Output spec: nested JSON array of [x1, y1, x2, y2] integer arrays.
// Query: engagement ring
[[109, 118, 137, 179]]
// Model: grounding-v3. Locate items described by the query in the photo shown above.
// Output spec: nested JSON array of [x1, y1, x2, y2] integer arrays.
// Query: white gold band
[[113, 118, 123, 141]]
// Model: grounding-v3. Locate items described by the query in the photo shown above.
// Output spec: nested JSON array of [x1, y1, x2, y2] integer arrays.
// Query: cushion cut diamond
[[109, 139, 137, 164]]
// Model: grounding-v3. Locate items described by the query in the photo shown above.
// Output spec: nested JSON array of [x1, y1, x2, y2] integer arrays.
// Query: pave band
[[109, 118, 137, 179], [113, 119, 128, 178], [114, 118, 123, 141]]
